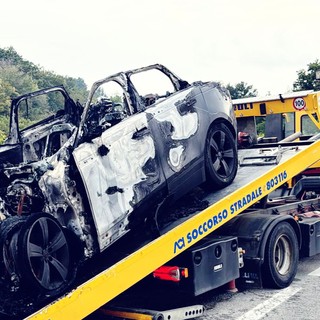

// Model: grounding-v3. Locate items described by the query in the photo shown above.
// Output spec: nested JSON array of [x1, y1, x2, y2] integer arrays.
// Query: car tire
[[262, 222, 299, 288], [205, 123, 238, 189], [0, 216, 26, 283], [17, 213, 76, 296]]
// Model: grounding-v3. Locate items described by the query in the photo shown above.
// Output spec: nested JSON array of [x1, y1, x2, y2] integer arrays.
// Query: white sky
[[1, 0, 319, 96]]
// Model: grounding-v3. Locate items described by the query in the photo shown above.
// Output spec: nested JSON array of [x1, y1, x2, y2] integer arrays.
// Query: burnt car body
[[0, 64, 238, 314]]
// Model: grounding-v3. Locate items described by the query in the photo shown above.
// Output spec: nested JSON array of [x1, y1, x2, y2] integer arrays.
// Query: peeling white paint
[[169, 145, 185, 170], [73, 113, 156, 250], [147, 88, 199, 140]]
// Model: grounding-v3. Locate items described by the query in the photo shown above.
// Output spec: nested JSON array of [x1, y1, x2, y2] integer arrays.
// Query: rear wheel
[[205, 123, 238, 189], [0, 216, 26, 288], [262, 222, 299, 288], [17, 213, 75, 296]]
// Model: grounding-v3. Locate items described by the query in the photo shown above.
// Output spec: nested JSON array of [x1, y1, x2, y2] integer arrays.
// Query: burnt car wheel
[[205, 123, 238, 189], [0, 216, 26, 285], [17, 213, 75, 296]]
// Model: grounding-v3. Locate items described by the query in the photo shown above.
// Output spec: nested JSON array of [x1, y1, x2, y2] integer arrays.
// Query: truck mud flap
[[299, 217, 320, 257], [237, 258, 263, 289]]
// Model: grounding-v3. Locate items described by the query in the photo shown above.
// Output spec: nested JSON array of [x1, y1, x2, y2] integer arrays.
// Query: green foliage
[[0, 132, 6, 144], [112, 95, 122, 103], [0, 78, 16, 116], [255, 116, 266, 137], [293, 59, 320, 91], [226, 82, 258, 99], [0, 46, 89, 144], [0, 61, 38, 96], [0, 115, 8, 144], [64, 77, 88, 104]]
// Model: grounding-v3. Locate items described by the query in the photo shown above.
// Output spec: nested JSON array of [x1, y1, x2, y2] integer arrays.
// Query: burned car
[[0, 64, 237, 313]]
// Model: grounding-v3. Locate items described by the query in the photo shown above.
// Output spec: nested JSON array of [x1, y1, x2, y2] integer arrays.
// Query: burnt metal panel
[[73, 112, 166, 251]]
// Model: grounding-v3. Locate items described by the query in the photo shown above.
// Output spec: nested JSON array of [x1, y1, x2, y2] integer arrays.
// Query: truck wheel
[[262, 222, 299, 288], [205, 123, 238, 189], [17, 213, 75, 296]]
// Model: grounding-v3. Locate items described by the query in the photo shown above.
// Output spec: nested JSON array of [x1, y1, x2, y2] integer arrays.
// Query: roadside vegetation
[[0, 47, 88, 144], [0, 46, 320, 144]]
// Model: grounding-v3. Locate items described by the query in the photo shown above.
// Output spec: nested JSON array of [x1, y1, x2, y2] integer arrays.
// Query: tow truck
[[234, 90, 320, 145], [19, 89, 320, 320]]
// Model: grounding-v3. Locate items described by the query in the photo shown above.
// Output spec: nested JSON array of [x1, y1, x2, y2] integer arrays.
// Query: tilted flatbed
[[25, 139, 320, 320]]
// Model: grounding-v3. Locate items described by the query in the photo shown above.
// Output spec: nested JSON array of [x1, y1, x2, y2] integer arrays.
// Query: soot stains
[[98, 145, 110, 156], [106, 186, 124, 195]]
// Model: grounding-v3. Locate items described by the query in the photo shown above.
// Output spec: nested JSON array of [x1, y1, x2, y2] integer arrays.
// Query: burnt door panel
[[146, 88, 205, 198], [73, 112, 165, 251]]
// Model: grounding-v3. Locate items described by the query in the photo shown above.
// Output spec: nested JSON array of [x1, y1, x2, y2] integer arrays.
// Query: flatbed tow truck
[[234, 90, 320, 145], [24, 90, 320, 320]]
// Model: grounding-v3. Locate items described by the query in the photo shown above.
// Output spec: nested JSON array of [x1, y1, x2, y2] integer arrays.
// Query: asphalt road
[[199, 253, 320, 320]]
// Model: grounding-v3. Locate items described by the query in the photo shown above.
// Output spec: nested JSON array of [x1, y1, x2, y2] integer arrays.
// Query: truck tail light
[[153, 266, 189, 282]]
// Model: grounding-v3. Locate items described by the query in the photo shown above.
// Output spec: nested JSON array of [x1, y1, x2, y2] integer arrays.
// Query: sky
[[1, 0, 319, 96]]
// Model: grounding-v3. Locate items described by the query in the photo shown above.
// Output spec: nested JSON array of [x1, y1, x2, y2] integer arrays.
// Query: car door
[[145, 87, 205, 199], [4, 87, 79, 163], [128, 66, 206, 200], [73, 80, 166, 251]]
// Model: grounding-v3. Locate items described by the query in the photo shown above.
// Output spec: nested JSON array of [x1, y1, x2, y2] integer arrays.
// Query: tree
[[0, 47, 89, 144], [64, 77, 88, 104], [293, 60, 320, 91], [0, 60, 38, 96], [226, 82, 258, 99], [0, 78, 16, 116], [0, 47, 88, 103]]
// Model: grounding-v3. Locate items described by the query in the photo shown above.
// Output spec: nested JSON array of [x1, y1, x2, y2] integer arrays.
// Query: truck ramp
[[26, 141, 320, 320]]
